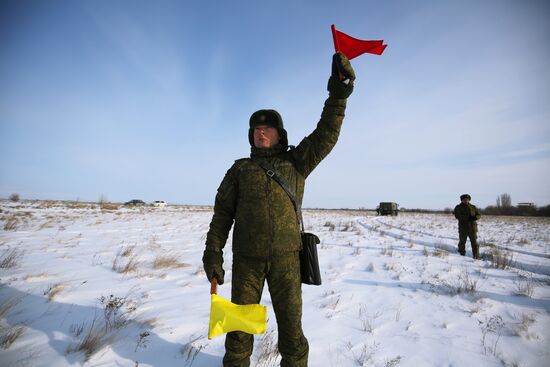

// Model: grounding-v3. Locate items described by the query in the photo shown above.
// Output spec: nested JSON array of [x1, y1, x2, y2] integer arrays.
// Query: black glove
[[328, 52, 355, 99], [202, 249, 225, 285], [332, 51, 356, 81]]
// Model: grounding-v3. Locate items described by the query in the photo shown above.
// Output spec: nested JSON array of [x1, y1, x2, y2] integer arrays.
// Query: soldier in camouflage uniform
[[453, 194, 481, 259], [202, 52, 356, 367]]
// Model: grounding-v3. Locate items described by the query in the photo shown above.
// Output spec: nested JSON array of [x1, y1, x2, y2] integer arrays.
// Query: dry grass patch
[[324, 221, 336, 231], [514, 275, 535, 298], [153, 255, 189, 269], [480, 314, 504, 356], [44, 283, 65, 301], [0, 326, 25, 349], [0, 248, 24, 269], [381, 246, 394, 257], [112, 246, 139, 273], [39, 220, 55, 230], [0, 297, 22, 319], [181, 333, 207, 366], [66, 317, 107, 361], [3, 215, 19, 231], [344, 341, 379, 367], [483, 247, 514, 269], [517, 238, 529, 246], [441, 270, 479, 295], [100, 203, 119, 211], [114, 256, 138, 274], [432, 246, 449, 258], [37, 201, 59, 209], [66, 293, 137, 361], [65, 201, 92, 209], [358, 303, 381, 333], [120, 245, 136, 257], [512, 313, 538, 340]]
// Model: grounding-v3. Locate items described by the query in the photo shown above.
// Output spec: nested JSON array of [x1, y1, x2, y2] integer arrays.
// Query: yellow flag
[[208, 294, 267, 339]]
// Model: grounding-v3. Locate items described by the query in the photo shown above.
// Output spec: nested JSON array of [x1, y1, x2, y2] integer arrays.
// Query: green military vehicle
[[376, 202, 399, 216]]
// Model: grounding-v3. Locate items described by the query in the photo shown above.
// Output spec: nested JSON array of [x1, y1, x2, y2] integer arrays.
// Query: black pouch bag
[[300, 232, 321, 285]]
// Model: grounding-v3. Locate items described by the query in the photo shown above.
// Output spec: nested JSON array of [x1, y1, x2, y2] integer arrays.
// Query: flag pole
[[210, 278, 218, 295], [331, 24, 340, 52]]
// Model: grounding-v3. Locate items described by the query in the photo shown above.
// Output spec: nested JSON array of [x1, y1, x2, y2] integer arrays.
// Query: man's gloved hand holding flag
[[328, 24, 386, 98], [208, 279, 267, 339]]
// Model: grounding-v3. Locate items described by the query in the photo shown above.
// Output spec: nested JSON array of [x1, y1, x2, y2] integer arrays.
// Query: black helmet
[[460, 194, 471, 201]]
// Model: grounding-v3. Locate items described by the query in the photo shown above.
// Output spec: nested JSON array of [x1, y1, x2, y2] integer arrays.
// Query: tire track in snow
[[375, 218, 458, 241], [357, 219, 456, 252], [357, 219, 550, 276], [376, 218, 549, 260]]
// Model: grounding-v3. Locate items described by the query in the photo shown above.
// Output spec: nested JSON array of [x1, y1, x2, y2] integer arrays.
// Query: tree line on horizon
[[5, 192, 550, 217], [479, 193, 550, 217]]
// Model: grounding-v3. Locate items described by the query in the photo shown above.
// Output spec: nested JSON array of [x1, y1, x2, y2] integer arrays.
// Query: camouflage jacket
[[205, 96, 347, 258], [453, 203, 481, 229]]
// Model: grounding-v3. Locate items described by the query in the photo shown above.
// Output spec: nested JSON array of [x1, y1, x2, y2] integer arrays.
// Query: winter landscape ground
[[0, 201, 549, 367]]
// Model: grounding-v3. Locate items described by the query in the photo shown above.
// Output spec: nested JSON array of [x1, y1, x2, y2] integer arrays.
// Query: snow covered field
[[1, 201, 549, 367]]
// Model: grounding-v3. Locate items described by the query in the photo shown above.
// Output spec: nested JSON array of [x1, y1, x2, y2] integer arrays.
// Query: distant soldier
[[453, 194, 481, 259]]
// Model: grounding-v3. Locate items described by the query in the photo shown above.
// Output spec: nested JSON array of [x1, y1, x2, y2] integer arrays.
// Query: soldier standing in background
[[202, 52, 356, 367], [453, 194, 481, 259]]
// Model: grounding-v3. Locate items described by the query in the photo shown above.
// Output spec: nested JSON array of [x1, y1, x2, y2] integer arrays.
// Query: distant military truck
[[376, 202, 399, 216]]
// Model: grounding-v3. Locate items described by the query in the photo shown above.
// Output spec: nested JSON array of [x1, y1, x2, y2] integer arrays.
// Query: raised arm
[[292, 52, 356, 177]]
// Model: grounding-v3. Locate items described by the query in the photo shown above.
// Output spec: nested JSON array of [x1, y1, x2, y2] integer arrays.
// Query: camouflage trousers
[[458, 226, 479, 259], [223, 252, 309, 367]]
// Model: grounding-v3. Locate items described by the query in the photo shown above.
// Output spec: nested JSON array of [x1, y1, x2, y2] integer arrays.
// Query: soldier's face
[[461, 198, 470, 204], [253, 125, 280, 149]]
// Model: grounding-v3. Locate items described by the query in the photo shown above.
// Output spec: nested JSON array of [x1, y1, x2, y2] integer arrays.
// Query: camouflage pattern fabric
[[203, 95, 347, 260], [223, 253, 308, 367], [453, 202, 481, 258], [203, 53, 353, 367], [204, 95, 346, 366]]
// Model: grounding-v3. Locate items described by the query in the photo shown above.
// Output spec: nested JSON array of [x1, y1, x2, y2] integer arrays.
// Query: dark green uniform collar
[[250, 144, 286, 158]]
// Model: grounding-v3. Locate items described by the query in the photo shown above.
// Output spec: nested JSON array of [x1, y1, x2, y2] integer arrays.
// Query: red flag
[[331, 24, 387, 59]]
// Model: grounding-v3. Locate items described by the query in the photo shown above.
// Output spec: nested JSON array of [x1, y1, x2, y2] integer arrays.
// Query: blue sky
[[1, 0, 549, 209]]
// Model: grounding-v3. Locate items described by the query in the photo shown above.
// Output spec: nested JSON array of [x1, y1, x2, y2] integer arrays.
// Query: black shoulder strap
[[254, 159, 304, 232]]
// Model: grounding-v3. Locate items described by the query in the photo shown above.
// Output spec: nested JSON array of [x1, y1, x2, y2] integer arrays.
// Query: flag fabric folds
[[208, 294, 267, 339], [331, 24, 387, 59]]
